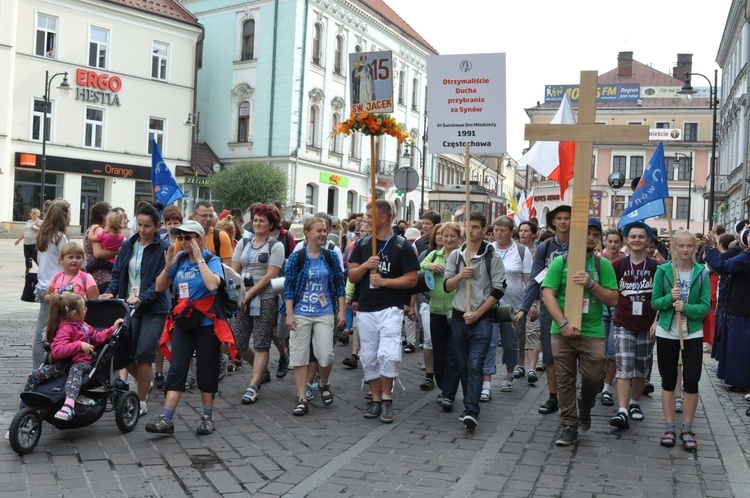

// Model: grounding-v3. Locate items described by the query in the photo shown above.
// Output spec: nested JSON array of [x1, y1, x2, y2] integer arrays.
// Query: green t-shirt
[[541, 253, 618, 338]]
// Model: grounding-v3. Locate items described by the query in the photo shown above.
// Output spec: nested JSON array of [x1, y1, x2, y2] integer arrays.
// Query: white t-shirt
[[37, 235, 68, 290], [493, 241, 532, 309], [292, 240, 345, 271]]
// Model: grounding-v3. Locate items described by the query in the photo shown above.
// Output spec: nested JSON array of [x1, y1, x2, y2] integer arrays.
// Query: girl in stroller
[[21, 293, 123, 421]]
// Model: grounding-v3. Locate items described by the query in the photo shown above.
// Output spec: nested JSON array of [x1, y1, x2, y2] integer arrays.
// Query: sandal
[[320, 384, 334, 406], [420, 377, 434, 391], [601, 391, 614, 406], [292, 399, 308, 416], [54, 403, 75, 421], [364, 390, 372, 400], [628, 403, 644, 421], [513, 366, 525, 379], [241, 385, 259, 405], [675, 397, 683, 413], [680, 430, 698, 452], [660, 431, 676, 448], [480, 388, 492, 402]]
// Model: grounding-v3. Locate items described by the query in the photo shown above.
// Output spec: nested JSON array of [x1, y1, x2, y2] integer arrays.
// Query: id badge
[[534, 268, 548, 284], [632, 301, 643, 316], [582, 298, 590, 314], [318, 293, 329, 308], [131, 286, 139, 298], [179, 282, 189, 299]]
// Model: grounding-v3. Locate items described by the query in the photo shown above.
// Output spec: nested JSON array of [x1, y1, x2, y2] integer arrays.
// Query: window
[[13, 170, 63, 221], [88, 27, 109, 69], [334, 35, 343, 75], [613, 155, 626, 177], [312, 23, 322, 65], [84, 107, 104, 149], [151, 41, 169, 80], [31, 99, 51, 142], [148, 117, 165, 153], [673, 156, 692, 181], [612, 195, 626, 218], [676, 197, 690, 220], [656, 122, 670, 129], [629, 156, 644, 179], [36, 14, 58, 58], [661, 197, 674, 218], [398, 71, 405, 104], [349, 130, 360, 159], [238, 102, 250, 142], [305, 183, 316, 211], [347, 190, 356, 215], [684, 122, 698, 142], [308, 105, 318, 147], [412, 78, 419, 110], [330, 112, 342, 153], [241, 20, 255, 60]]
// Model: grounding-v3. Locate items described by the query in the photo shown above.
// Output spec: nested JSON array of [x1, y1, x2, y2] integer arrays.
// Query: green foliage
[[209, 161, 287, 211]]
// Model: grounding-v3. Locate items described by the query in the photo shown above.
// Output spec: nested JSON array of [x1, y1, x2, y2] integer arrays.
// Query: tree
[[209, 161, 287, 211]]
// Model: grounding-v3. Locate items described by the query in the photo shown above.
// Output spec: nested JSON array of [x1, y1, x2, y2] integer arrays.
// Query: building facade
[[2, 0, 201, 233], [183, 0, 437, 220], [523, 52, 713, 237]]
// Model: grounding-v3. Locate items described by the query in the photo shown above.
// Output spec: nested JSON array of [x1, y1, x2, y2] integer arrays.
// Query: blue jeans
[[442, 317, 494, 416]]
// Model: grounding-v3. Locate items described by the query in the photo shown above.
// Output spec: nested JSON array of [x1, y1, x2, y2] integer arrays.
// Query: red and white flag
[[519, 188, 535, 221], [520, 94, 576, 198]]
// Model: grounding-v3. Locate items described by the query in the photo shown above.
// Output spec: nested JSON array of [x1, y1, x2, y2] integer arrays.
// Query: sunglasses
[[177, 235, 197, 241]]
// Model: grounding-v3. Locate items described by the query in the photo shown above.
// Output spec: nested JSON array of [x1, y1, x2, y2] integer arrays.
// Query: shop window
[[13, 170, 63, 220]]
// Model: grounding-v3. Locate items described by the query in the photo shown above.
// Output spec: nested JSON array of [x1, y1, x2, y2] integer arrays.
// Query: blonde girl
[[45, 242, 99, 302]]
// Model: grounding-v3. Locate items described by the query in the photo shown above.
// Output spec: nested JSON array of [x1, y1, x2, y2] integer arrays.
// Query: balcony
[[706, 174, 730, 202], [361, 160, 399, 177]]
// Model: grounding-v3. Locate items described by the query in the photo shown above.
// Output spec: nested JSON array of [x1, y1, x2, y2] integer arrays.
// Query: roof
[[102, 0, 200, 27], [358, 0, 438, 54], [176, 141, 223, 177]]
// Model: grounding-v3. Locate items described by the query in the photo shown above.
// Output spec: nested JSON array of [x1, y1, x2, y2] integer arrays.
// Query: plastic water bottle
[[227, 279, 239, 303]]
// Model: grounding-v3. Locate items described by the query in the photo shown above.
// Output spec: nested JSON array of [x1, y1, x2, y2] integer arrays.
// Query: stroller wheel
[[115, 391, 140, 433], [9, 407, 43, 455]]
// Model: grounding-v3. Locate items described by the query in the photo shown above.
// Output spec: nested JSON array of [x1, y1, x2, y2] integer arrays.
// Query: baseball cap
[[622, 221, 654, 239], [170, 220, 205, 237], [587, 217, 603, 232]]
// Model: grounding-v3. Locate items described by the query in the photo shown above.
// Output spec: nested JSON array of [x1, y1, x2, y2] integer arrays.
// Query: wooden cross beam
[[524, 71, 649, 330]]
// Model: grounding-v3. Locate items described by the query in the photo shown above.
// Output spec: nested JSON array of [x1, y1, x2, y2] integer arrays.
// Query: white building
[[1, 0, 202, 233]]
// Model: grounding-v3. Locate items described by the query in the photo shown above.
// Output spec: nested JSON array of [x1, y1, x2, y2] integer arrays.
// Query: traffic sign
[[394, 166, 419, 193]]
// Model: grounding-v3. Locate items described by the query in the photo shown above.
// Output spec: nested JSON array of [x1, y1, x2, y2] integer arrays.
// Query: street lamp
[[672, 152, 693, 230], [678, 70, 718, 231], [40, 70, 70, 210], [185, 112, 200, 206], [403, 141, 426, 217]]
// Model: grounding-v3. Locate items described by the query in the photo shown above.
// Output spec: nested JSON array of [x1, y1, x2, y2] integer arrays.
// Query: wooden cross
[[524, 71, 649, 329]]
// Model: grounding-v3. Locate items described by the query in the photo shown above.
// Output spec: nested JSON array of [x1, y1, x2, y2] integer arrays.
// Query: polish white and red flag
[[520, 94, 576, 198], [519, 188, 536, 221]]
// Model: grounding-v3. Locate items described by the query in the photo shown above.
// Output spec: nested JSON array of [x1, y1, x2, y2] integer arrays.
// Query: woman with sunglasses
[[147, 221, 235, 436]]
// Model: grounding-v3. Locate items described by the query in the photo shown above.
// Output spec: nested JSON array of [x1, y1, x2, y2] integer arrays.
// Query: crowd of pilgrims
[[13, 196, 750, 450]]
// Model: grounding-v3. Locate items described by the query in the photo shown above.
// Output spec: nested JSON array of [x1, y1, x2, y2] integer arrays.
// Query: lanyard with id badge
[[630, 258, 645, 316]]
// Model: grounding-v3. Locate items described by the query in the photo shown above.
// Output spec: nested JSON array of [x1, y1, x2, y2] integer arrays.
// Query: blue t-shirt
[[293, 256, 333, 317], [169, 249, 224, 326]]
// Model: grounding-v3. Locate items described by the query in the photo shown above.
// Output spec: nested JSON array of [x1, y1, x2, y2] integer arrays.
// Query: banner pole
[[666, 216, 684, 350], [370, 134, 378, 265], [465, 143, 472, 312]]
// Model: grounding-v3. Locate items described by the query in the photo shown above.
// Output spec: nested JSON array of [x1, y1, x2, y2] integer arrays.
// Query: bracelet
[[531, 303, 538, 308], [558, 320, 569, 328], [197, 259, 206, 265], [587, 279, 595, 289]]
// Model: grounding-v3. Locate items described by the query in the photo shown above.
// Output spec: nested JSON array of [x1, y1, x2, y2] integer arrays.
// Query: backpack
[[457, 241, 496, 276], [240, 233, 282, 275], [357, 233, 410, 261], [176, 252, 245, 317], [296, 245, 335, 272]]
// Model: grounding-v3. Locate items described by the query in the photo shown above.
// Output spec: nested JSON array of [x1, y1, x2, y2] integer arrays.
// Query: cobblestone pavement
[[0, 237, 748, 497]]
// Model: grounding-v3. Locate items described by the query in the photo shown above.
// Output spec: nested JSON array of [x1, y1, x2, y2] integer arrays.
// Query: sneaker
[[276, 355, 290, 378], [513, 366, 525, 379], [527, 370, 538, 383], [311, 374, 320, 391], [241, 385, 259, 405], [628, 403, 644, 421], [196, 415, 214, 435], [601, 391, 614, 406], [153, 372, 166, 390], [404, 343, 416, 353], [680, 430, 698, 452], [218, 353, 229, 381], [609, 412, 630, 430], [578, 407, 591, 433], [642, 381, 654, 395], [185, 373, 196, 390], [380, 402, 394, 423], [555, 426, 579, 446], [460, 411, 477, 430], [501, 379, 513, 392], [342, 354, 358, 369], [260, 370, 272, 385], [305, 383, 315, 400], [480, 388, 492, 402], [139, 402, 148, 417], [364, 401, 382, 419], [112, 377, 129, 391], [145, 414, 174, 434], [539, 398, 559, 415]]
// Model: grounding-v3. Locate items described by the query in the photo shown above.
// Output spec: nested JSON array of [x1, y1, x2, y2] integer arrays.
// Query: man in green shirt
[[542, 217, 619, 446]]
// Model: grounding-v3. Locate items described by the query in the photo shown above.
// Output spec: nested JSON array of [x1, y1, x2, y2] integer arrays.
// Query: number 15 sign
[[349, 51, 394, 114], [427, 53, 506, 154]]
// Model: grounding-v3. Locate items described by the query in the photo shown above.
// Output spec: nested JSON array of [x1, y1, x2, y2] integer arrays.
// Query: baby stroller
[[9, 299, 139, 455]]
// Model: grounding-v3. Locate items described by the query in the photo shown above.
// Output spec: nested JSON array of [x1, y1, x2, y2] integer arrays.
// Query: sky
[[383, 0, 731, 160]]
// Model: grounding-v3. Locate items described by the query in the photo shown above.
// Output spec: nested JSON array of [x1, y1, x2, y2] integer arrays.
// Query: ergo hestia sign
[[75, 68, 122, 106]]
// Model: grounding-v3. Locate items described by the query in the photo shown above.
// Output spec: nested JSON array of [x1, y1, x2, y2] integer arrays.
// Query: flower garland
[[332, 111, 409, 143]]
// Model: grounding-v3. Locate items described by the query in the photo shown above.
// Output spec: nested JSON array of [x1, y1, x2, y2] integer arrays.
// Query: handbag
[[21, 272, 38, 302]]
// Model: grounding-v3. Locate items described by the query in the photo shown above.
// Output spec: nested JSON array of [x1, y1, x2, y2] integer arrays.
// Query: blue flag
[[617, 142, 669, 230], [151, 139, 184, 207]]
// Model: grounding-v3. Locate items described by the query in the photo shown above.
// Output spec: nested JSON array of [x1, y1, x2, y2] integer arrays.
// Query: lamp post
[[40, 71, 70, 210], [185, 112, 200, 208], [403, 141, 426, 217], [672, 152, 694, 230], [678, 70, 718, 231]]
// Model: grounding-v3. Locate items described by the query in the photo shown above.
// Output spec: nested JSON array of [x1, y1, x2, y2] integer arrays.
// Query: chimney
[[673, 53, 693, 81], [618, 51, 633, 77]]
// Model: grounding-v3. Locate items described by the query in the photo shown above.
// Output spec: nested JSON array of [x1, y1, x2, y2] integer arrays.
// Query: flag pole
[[666, 215, 684, 350], [370, 134, 378, 265], [465, 143, 471, 312]]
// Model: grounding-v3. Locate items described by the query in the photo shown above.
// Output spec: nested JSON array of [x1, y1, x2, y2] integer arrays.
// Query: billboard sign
[[349, 51, 394, 113]]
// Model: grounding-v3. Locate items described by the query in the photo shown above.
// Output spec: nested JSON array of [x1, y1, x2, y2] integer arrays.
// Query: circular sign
[[394, 166, 419, 193]]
